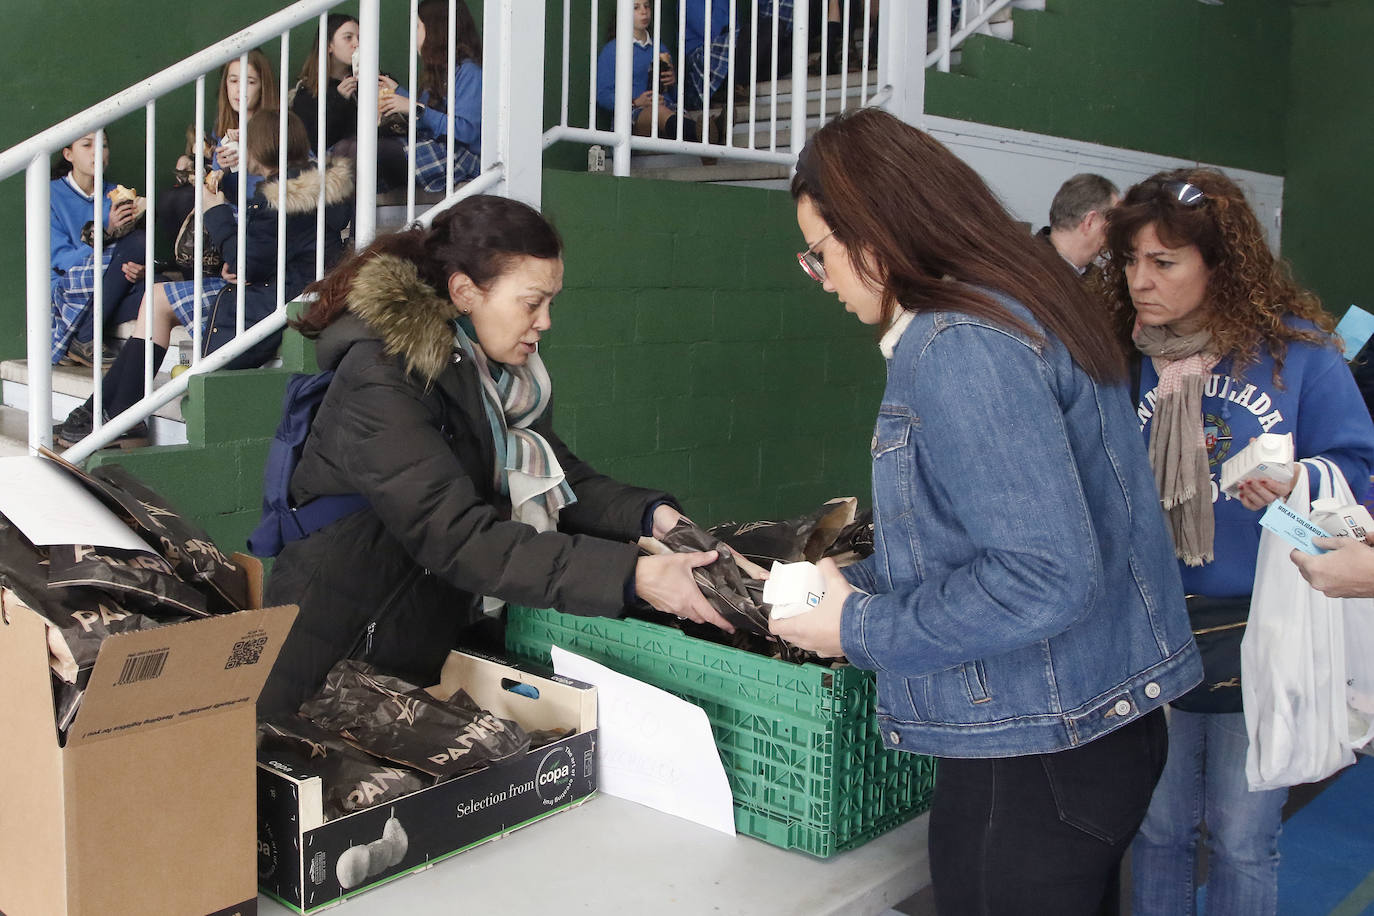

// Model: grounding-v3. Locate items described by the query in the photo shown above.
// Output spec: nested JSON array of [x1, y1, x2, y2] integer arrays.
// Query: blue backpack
[[248, 371, 368, 557]]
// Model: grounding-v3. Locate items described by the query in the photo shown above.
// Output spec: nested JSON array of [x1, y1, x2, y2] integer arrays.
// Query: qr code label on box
[[226, 635, 268, 669]]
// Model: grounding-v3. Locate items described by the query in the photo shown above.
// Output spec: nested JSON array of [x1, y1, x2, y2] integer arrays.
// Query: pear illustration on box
[[336, 811, 408, 890]]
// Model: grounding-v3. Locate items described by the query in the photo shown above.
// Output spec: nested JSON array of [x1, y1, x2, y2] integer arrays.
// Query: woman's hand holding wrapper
[[768, 557, 852, 658], [634, 504, 731, 631]]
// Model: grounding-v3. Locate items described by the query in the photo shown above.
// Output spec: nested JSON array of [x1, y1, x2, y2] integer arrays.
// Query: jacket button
[[452, 352, 462, 363], [1114, 699, 1131, 716], [889, 730, 900, 744], [1145, 682, 1161, 699]]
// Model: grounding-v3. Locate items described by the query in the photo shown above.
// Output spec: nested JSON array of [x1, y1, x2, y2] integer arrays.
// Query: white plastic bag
[[1243, 458, 1374, 790]]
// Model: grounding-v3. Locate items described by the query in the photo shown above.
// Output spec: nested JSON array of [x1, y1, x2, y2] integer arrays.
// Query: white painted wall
[[926, 115, 1285, 253]]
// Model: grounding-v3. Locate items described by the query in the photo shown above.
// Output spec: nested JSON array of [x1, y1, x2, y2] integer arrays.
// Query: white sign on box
[[764, 561, 827, 620]]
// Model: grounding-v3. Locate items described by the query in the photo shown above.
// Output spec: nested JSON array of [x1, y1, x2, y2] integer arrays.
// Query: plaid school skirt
[[161, 277, 230, 336], [407, 137, 481, 193], [51, 248, 115, 365]]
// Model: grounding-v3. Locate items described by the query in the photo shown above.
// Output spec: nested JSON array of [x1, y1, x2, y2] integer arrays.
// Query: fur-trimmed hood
[[341, 253, 460, 383], [257, 156, 354, 215]]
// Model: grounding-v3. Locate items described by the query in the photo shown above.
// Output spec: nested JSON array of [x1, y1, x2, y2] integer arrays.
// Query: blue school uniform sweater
[[596, 36, 677, 112], [1135, 319, 1374, 598], [399, 59, 482, 150], [684, 0, 732, 55], [50, 176, 115, 294]]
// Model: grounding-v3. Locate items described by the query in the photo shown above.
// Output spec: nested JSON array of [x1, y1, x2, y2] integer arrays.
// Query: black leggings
[[929, 708, 1168, 915], [333, 137, 411, 192]]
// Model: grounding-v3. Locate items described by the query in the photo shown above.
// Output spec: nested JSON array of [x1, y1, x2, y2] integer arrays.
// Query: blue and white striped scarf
[[452, 320, 576, 532]]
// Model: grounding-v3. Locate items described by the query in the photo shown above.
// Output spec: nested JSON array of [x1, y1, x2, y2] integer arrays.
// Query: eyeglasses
[[797, 230, 834, 283], [1162, 180, 1207, 207]]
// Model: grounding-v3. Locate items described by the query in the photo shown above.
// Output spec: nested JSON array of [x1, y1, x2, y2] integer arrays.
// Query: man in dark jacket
[[1037, 173, 1119, 277]]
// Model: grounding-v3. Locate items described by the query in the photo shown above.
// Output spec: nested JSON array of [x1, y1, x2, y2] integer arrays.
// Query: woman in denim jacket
[[771, 109, 1202, 914]]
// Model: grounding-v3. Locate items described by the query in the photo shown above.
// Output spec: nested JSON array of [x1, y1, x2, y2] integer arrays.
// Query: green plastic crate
[[505, 606, 935, 857]]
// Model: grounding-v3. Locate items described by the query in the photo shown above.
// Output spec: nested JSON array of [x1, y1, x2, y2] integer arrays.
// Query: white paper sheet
[[0, 456, 151, 553], [551, 645, 736, 836]]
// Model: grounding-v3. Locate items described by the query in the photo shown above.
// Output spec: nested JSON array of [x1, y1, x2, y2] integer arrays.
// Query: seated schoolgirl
[[289, 14, 361, 154], [595, 0, 700, 143], [375, 0, 482, 193], [159, 50, 277, 244], [50, 133, 147, 367], [56, 109, 353, 449]]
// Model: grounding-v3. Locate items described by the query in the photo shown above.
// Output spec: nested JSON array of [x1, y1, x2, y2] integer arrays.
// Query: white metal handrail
[[926, 0, 1016, 72]]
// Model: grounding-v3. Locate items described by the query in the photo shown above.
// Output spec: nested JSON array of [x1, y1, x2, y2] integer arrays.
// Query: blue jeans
[[1130, 709, 1287, 915]]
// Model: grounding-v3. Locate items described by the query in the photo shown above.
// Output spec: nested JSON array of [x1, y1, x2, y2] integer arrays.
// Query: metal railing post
[[879, 0, 924, 127], [487, 0, 545, 207], [355, 0, 381, 247], [937, 0, 953, 73], [612, 0, 634, 177], [789, 0, 810, 158], [25, 157, 52, 452]]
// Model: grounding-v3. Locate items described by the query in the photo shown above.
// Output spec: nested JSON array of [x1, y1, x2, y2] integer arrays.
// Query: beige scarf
[[1134, 316, 1220, 566]]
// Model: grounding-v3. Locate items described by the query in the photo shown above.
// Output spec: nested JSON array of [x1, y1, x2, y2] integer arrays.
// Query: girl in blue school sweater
[[595, 0, 700, 143], [50, 133, 147, 367], [376, 0, 482, 192], [1104, 168, 1374, 916]]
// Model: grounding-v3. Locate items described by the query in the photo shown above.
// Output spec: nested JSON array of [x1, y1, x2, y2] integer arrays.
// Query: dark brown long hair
[[294, 194, 562, 337], [244, 109, 312, 178], [791, 108, 1124, 382], [1102, 167, 1334, 382], [417, 0, 482, 105], [297, 14, 358, 98]]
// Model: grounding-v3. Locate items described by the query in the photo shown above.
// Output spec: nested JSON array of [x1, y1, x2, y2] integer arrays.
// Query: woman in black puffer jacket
[[257, 195, 726, 715]]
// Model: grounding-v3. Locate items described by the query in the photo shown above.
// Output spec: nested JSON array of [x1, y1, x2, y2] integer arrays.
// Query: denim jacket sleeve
[[841, 554, 879, 594], [841, 320, 1104, 675]]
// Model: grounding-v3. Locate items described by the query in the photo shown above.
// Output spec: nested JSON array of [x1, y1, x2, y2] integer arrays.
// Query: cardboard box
[[256, 651, 598, 914], [0, 554, 296, 916]]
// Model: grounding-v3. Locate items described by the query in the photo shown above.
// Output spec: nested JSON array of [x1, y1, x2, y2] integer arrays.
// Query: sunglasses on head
[[797, 229, 835, 283], [1161, 180, 1207, 207]]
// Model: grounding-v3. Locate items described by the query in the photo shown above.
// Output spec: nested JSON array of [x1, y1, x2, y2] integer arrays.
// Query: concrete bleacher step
[[749, 68, 880, 106], [630, 159, 791, 184], [1, 360, 189, 447], [0, 404, 32, 457], [628, 67, 873, 182]]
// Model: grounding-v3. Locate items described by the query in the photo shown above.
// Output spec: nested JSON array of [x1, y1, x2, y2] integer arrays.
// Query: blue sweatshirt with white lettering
[[1135, 318, 1374, 598]]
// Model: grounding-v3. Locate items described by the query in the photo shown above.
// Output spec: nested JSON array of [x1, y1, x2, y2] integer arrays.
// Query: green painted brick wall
[[541, 170, 885, 525], [1281, 0, 1374, 316], [926, 0, 1291, 176]]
